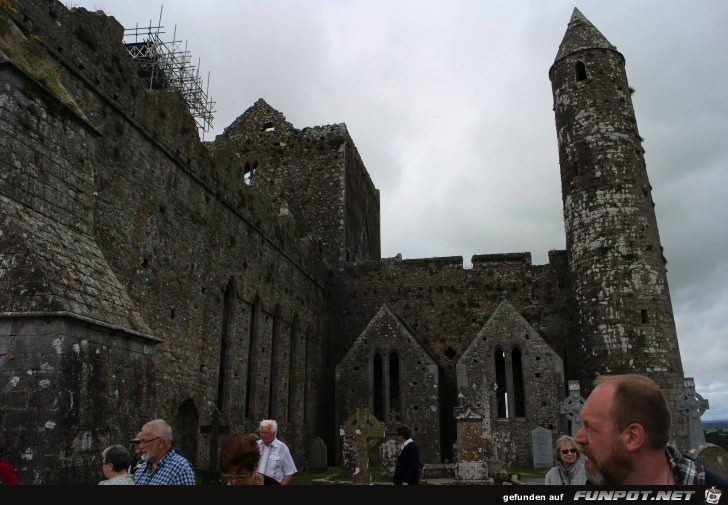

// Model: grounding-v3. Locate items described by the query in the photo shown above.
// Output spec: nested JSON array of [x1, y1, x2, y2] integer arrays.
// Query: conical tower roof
[[554, 8, 617, 63]]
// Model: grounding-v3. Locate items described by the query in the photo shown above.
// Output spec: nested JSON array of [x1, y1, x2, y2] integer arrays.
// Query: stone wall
[[1, 0, 329, 484], [330, 252, 575, 463], [0, 1, 692, 483], [335, 304, 442, 465], [220, 98, 381, 268], [457, 299, 565, 469]]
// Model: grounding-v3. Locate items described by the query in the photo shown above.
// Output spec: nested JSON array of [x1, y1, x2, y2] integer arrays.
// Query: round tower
[[549, 9, 688, 447]]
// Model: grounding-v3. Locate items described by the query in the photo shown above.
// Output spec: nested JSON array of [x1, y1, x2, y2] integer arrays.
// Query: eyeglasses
[[561, 448, 578, 455], [138, 437, 161, 445], [220, 473, 249, 485]]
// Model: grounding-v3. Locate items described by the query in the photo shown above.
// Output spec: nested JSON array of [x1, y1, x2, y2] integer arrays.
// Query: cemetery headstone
[[309, 436, 328, 473], [531, 427, 553, 469]]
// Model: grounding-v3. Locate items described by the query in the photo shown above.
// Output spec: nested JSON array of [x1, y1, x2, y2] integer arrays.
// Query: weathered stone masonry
[[549, 8, 687, 439], [0, 2, 690, 483], [1, 0, 328, 483]]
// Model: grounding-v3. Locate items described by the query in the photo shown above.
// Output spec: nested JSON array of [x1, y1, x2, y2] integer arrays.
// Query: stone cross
[[677, 377, 709, 448], [200, 408, 230, 484], [339, 408, 385, 484], [386, 408, 399, 424], [559, 380, 585, 436]]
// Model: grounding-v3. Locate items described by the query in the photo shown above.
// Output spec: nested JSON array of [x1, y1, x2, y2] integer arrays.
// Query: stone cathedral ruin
[[0, 0, 711, 484]]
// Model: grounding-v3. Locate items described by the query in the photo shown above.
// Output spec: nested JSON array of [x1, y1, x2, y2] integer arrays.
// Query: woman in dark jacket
[[393, 424, 422, 485]]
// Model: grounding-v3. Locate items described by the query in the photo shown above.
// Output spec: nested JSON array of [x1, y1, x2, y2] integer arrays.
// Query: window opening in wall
[[641, 309, 649, 324], [444, 346, 457, 361], [494, 346, 527, 419], [286, 315, 299, 422], [245, 296, 259, 419], [268, 304, 282, 420], [243, 160, 257, 186], [576, 61, 587, 81], [495, 348, 508, 418], [303, 323, 313, 426], [371, 351, 402, 422], [389, 352, 400, 421], [512, 348, 526, 417], [217, 278, 236, 412], [373, 353, 384, 420]]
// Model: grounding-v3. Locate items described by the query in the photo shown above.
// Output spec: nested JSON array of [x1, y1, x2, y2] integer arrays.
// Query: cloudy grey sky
[[67, 1, 728, 420]]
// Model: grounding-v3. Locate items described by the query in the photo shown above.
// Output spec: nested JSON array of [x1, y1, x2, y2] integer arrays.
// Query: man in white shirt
[[256, 419, 297, 484]]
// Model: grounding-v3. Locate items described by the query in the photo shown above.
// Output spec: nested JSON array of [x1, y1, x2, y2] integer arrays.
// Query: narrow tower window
[[575, 61, 587, 81], [641, 309, 649, 324]]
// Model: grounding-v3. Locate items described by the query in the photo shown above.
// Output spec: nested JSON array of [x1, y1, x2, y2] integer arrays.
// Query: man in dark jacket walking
[[393, 424, 421, 485]]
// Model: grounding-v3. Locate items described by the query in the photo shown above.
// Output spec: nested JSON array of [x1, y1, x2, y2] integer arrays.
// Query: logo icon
[[705, 487, 722, 505]]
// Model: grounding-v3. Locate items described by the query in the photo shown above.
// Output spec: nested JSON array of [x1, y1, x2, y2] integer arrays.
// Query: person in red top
[[0, 433, 19, 485]]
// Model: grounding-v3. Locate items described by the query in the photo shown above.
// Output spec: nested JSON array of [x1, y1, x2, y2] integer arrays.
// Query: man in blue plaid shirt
[[134, 419, 196, 485]]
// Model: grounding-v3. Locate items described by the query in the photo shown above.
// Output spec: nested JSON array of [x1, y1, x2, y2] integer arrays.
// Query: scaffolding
[[123, 7, 215, 136]]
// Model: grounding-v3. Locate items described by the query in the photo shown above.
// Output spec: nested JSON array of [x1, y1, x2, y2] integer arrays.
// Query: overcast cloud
[[66, 1, 728, 421]]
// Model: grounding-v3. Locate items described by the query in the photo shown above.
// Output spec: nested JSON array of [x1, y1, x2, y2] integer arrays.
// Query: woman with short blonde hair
[[544, 435, 587, 485]]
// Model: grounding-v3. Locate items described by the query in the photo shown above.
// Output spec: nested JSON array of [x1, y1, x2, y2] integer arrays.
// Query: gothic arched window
[[494, 345, 527, 419], [512, 347, 526, 417], [389, 352, 400, 420]]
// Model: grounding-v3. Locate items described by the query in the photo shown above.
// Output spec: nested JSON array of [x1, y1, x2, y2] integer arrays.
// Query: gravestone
[[454, 406, 487, 480], [379, 437, 399, 479], [339, 408, 385, 484], [309, 436, 328, 472], [559, 380, 585, 436], [677, 377, 709, 448], [531, 427, 553, 469]]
